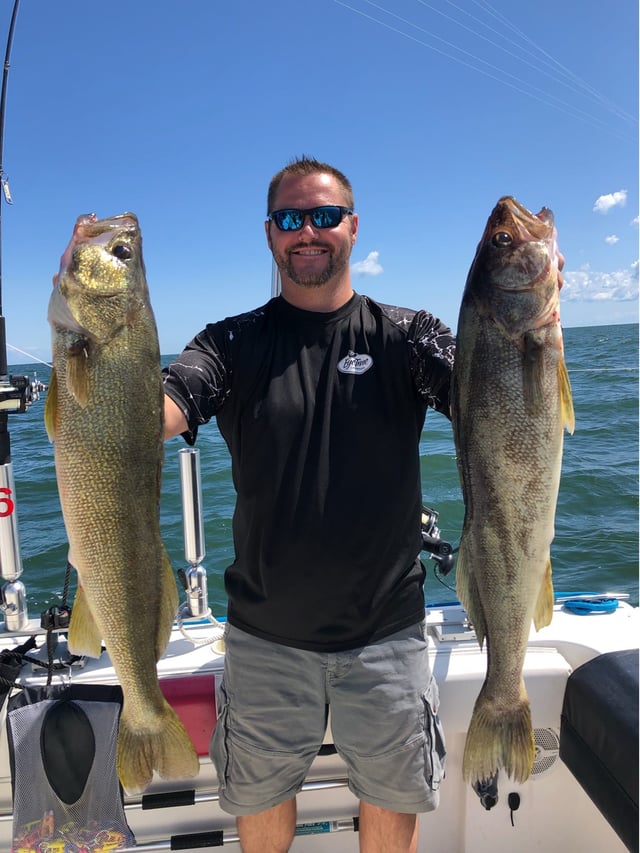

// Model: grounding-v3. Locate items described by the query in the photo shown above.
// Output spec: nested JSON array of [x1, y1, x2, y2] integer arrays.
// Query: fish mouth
[[480, 196, 559, 288], [495, 196, 555, 236], [485, 197, 555, 247], [72, 212, 139, 240], [53, 213, 141, 288], [56, 211, 139, 254]]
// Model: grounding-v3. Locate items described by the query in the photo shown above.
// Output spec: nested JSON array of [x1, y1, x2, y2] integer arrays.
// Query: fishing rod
[[0, 0, 20, 329], [0, 0, 29, 633], [0, 0, 28, 466]]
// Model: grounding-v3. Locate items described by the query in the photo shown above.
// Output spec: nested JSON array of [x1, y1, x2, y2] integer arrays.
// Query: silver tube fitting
[[183, 564, 209, 619], [178, 448, 209, 618], [1, 579, 28, 631], [179, 448, 205, 565]]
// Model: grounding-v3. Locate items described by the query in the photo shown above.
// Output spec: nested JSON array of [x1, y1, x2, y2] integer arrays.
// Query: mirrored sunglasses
[[267, 205, 354, 232]]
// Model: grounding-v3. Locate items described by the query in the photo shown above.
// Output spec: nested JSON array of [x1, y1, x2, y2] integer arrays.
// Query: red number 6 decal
[[0, 486, 14, 517]]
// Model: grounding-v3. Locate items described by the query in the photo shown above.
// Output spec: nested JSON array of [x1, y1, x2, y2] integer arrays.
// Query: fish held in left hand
[[451, 196, 574, 787], [45, 212, 199, 794]]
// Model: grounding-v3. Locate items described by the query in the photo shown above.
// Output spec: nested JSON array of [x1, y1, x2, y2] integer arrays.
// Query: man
[[163, 157, 454, 853]]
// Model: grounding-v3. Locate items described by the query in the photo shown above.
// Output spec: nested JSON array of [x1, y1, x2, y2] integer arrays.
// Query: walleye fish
[[45, 213, 198, 794], [451, 196, 574, 785]]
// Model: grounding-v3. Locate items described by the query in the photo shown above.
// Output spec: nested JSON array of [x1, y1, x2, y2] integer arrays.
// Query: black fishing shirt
[[163, 293, 454, 651]]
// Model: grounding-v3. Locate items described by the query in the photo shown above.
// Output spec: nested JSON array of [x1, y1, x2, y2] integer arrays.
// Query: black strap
[[0, 635, 37, 709]]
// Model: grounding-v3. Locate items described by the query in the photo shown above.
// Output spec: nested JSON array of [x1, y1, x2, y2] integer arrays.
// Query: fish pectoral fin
[[558, 357, 575, 435], [156, 547, 179, 661], [66, 348, 91, 407], [44, 368, 58, 441], [522, 331, 546, 416], [455, 543, 487, 648], [67, 585, 103, 658], [533, 557, 554, 631]]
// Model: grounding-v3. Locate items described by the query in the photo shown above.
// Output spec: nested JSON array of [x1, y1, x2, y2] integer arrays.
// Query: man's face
[[265, 172, 358, 289]]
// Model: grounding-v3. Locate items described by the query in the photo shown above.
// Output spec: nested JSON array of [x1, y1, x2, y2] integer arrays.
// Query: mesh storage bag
[[7, 683, 135, 851]]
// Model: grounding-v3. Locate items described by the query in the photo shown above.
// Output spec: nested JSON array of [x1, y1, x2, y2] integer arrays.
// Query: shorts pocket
[[210, 679, 230, 792], [422, 676, 446, 790]]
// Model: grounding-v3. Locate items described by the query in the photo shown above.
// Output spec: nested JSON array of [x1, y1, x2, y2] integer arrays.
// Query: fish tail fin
[[117, 700, 199, 794], [533, 557, 554, 630], [463, 680, 535, 784], [44, 368, 58, 441], [68, 584, 103, 657], [156, 547, 179, 660], [558, 357, 575, 434], [456, 544, 487, 647]]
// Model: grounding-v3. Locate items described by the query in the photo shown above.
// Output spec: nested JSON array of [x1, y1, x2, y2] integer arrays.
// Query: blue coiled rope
[[556, 592, 621, 615]]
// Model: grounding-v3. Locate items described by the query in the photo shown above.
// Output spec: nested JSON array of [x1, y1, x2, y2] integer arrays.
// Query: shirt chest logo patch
[[337, 350, 373, 375]]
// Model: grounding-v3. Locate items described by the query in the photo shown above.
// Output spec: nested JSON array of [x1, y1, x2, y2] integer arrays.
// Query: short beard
[[274, 242, 351, 288]]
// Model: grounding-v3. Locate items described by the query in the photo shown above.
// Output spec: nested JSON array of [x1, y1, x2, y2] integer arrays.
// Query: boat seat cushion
[[560, 648, 638, 853]]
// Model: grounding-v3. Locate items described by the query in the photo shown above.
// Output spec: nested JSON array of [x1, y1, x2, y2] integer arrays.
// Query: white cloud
[[593, 189, 627, 214], [632, 215, 640, 226], [352, 250, 383, 276], [562, 262, 638, 302], [604, 234, 620, 245]]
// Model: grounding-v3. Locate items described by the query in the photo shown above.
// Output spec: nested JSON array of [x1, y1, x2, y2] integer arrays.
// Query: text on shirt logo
[[337, 351, 373, 375]]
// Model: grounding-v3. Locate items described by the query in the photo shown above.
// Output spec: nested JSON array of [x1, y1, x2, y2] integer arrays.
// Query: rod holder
[[179, 448, 205, 564], [0, 459, 28, 630], [178, 448, 209, 618]]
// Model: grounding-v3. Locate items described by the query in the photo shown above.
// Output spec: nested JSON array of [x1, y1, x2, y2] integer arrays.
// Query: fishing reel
[[421, 505, 454, 576], [0, 374, 33, 414]]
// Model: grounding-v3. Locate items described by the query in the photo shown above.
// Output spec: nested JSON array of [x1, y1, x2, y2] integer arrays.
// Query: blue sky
[[0, 0, 637, 365]]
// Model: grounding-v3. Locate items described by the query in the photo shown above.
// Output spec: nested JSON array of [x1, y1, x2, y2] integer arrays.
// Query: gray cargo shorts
[[210, 620, 446, 816]]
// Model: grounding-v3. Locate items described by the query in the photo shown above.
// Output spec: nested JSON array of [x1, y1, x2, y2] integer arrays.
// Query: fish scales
[[46, 213, 198, 793], [452, 197, 574, 786]]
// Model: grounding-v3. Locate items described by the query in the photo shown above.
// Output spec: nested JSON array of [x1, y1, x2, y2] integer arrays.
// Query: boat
[[0, 449, 637, 852]]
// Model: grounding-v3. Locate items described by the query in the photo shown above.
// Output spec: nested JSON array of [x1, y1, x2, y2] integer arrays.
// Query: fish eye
[[492, 231, 512, 248], [112, 243, 133, 260]]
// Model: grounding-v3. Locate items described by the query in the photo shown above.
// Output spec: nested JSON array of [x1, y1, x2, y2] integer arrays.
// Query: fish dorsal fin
[[558, 357, 575, 435], [522, 331, 545, 416], [44, 368, 58, 441]]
